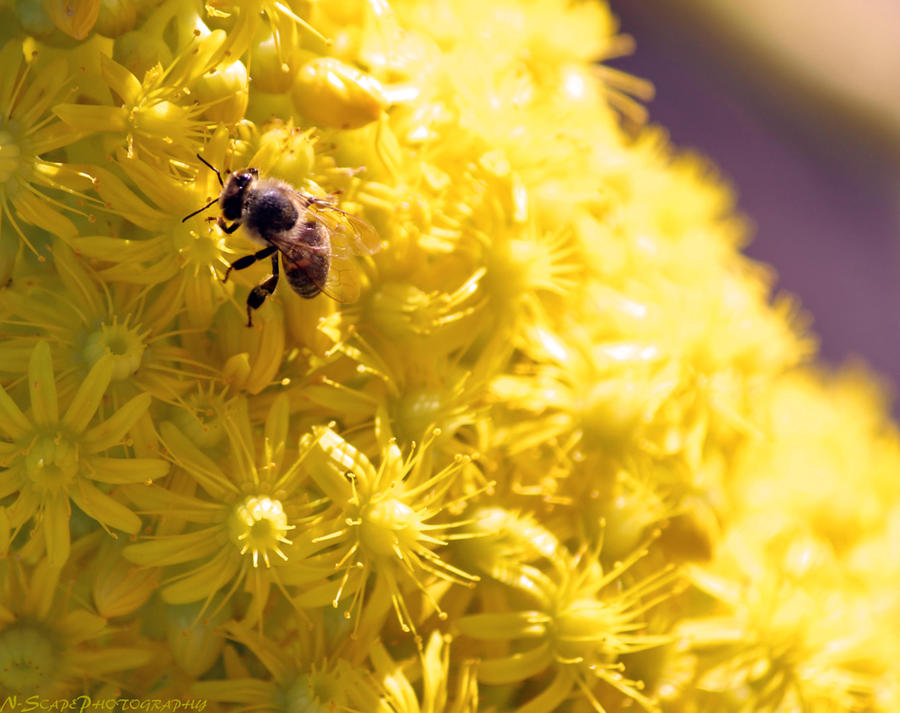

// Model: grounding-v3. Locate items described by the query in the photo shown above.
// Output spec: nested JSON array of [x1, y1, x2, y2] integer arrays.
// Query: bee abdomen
[[285, 252, 330, 299]]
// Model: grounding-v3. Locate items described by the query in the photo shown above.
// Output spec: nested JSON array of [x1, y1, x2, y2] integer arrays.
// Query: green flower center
[[552, 597, 623, 663], [82, 320, 147, 379], [359, 497, 418, 558], [226, 495, 293, 568], [278, 671, 347, 713], [25, 433, 78, 494], [0, 622, 61, 693], [173, 222, 221, 268], [169, 395, 226, 450]]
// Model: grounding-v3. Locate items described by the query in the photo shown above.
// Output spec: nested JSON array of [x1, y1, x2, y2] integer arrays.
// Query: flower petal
[[124, 527, 222, 567], [13, 190, 77, 239], [69, 480, 140, 534], [87, 456, 169, 484], [0, 42, 23, 110], [7, 486, 39, 528], [16, 58, 69, 126], [159, 421, 235, 499], [77, 648, 154, 674], [99, 54, 142, 105], [0, 464, 26, 499], [43, 493, 72, 567], [162, 548, 241, 605], [264, 393, 290, 478], [62, 355, 114, 433], [53, 103, 129, 133], [82, 392, 152, 453], [0, 383, 32, 440], [28, 341, 58, 426], [58, 609, 106, 642]]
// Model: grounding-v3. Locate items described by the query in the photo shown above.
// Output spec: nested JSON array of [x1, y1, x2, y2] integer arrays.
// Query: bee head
[[220, 167, 259, 220]]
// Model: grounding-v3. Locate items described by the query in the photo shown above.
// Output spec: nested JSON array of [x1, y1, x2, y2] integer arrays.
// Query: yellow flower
[[678, 525, 885, 712], [0, 549, 153, 696], [0, 0, 897, 708], [0, 40, 94, 259], [123, 395, 330, 622], [304, 425, 477, 639], [0, 341, 166, 565], [54, 32, 225, 163], [192, 613, 378, 712], [369, 632, 479, 713], [458, 526, 676, 713], [0, 242, 213, 404]]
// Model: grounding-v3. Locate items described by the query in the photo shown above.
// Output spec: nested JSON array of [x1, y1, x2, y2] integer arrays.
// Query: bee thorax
[[246, 189, 299, 236]]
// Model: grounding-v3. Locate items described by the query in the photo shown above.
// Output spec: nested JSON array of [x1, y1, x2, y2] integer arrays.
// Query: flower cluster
[[0, 0, 897, 711]]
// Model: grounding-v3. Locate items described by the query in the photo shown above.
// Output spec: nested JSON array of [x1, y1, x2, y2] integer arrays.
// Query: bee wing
[[287, 192, 381, 303], [295, 192, 383, 255], [318, 238, 363, 303]]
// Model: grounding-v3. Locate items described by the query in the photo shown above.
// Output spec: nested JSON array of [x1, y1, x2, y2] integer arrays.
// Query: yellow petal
[[58, 608, 106, 640], [54, 103, 128, 132], [264, 393, 289, 477], [0, 42, 23, 111], [16, 58, 68, 126], [159, 421, 234, 499], [52, 242, 105, 321], [162, 549, 240, 604], [85, 167, 168, 230], [245, 309, 286, 395], [77, 647, 154, 673], [100, 53, 142, 104], [124, 527, 222, 567], [476, 641, 554, 685], [62, 355, 114, 433], [87, 456, 169, 484], [28, 341, 58, 427], [43, 493, 71, 567], [69, 480, 140, 534], [13, 190, 77, 239], [0, 383, 32, 440], [82, 392, 152, 453], [0, 506, 9, 557]]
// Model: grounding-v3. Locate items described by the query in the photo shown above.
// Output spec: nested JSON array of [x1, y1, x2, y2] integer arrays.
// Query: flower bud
[[166, 601, 227, 677], [195, 60, 249, 125], [250, 31, 295, 94], [15, 1, 56, 39], [42, 0, 101, 40], [92, 542, 158, 618], [291, 57, 386, 130], [113, 29, 172, 80], [94, 0, 137, 38], [256, 122, 316, 185]]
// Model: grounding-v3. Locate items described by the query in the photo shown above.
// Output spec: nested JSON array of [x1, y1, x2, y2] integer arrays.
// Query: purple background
[[607, 2, 900, 399]]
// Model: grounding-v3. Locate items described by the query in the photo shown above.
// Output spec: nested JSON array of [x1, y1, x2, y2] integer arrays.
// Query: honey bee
[[183, 155, 381, 326]]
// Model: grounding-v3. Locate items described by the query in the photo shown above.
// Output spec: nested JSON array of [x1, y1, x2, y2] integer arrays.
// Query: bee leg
[[222, 245, 277, 283], [217, 216, 242, 234], [245, 254, 280, 327]]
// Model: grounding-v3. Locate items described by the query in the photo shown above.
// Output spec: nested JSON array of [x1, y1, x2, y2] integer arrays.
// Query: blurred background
[[607, 0, 900, 398]]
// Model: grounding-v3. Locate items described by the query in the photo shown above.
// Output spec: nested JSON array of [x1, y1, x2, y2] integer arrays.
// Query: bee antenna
[[181, 197, 219, 223], [196, 153, 224, 187]]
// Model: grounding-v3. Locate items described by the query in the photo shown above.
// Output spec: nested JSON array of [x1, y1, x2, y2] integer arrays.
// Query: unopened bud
[[292, 57, 386, 130]]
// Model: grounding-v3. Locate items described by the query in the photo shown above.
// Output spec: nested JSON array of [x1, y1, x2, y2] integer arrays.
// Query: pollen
[[226, 495, 294, 568]]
